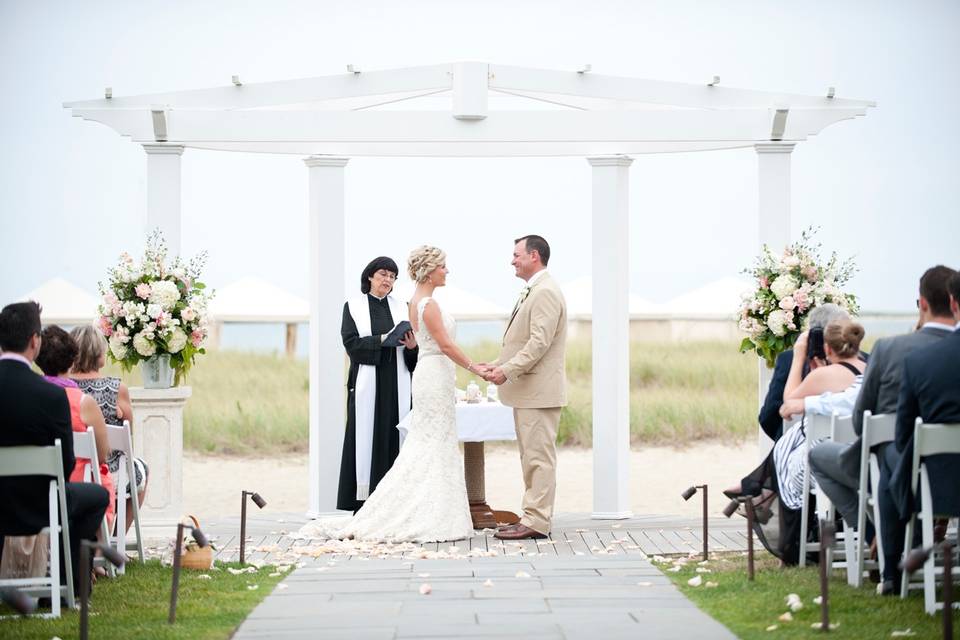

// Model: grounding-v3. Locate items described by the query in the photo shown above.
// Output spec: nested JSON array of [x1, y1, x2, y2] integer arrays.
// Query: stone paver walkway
[[196, 513, 746, 640]]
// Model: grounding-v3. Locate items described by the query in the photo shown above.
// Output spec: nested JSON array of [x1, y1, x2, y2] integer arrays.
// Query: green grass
[[108, 338, 758, 455], [662, 552, 942, 639], [0, 560, 285, 640]]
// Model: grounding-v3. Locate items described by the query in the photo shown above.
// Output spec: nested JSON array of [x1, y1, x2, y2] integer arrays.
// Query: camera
[[808, 326, 826, 361]]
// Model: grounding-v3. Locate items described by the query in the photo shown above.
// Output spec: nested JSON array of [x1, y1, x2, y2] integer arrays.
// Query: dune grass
[[109, 338, 757, 455], [0, 560, 284, 640], [662, 552, 942, 639]]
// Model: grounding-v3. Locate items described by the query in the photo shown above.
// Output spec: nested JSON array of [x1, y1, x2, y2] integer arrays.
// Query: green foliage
[[0, 560, 285, 639]]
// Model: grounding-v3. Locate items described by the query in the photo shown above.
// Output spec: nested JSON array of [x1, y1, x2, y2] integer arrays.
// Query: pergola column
[[143, 144, 185, 256], [587, 155, 634, 520], [755, 142, 795, 455], [304, 156, 349, 516]]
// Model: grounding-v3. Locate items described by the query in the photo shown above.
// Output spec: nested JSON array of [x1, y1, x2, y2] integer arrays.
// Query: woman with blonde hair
[[298, 246, 476, 543], [70, 324, 148, 534]]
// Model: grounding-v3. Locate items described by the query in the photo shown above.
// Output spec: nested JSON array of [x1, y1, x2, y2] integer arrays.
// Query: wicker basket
[[180, 515, 213, 570]]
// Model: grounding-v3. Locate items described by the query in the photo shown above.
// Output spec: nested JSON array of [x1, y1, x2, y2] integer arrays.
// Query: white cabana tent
[[21, 277, 99, 326], [64, 61, 874, 518], [391, 282, 508, 321], [207, 276, 310, 356]]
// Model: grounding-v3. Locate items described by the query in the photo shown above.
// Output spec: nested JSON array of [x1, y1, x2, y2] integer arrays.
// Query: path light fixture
[[901, 540, 954, 639], [708, 75, 720, 87], [240, 490, 267, 565], [0, 588, 36, 616], [818, 519, 836, 633], [169, 521, 208, 624], [80, 541, 125, 640], [681, 484, 709, 560], [723, 497, 756, 580]]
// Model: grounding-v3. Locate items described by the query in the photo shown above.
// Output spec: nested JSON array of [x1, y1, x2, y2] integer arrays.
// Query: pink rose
[[803, 266, 818, 282], [181, 307, 197, 322], [759, 276, 769, 288], [793, 289, 810, 312], [190, 328, 204, 348], [98, 316, 113, 336], [135, 283, 152, 299], [779, 296, 795, 311]]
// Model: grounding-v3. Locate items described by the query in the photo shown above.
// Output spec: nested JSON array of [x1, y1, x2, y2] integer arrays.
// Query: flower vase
[[142, 354, 175, 389]]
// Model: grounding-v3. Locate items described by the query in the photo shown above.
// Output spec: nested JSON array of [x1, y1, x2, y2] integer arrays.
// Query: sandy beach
[[183, 441, 759, 522]]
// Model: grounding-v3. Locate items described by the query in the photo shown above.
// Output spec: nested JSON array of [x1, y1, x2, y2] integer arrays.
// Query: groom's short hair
[[515, 235, 550, 266]]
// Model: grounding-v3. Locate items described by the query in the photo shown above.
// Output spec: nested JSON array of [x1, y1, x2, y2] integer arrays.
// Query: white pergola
[[64, 62, 874, 519]]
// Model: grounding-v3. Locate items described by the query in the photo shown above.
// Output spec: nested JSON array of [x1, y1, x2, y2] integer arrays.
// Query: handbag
[[179, 515, 214, 570]]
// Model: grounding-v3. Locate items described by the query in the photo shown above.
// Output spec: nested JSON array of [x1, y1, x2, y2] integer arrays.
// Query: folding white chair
[[900, 419, 960, 613], [0, 439, 75, 617], [72, 427, 114, 578], [820, 414, 857, 574], [849, 411, 896, 587], [105, 421, 144, 572], [799, 413, 835, 566]]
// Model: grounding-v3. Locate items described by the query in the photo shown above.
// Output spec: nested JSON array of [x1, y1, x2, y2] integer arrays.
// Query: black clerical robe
[[337, 294, 418, 512]]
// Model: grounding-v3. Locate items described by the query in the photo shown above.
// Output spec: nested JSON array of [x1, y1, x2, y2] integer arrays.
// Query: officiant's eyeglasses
[[374, 270, 397, 281]]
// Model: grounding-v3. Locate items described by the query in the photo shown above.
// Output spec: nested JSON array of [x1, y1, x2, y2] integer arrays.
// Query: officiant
[[337, 256, 418, 512]]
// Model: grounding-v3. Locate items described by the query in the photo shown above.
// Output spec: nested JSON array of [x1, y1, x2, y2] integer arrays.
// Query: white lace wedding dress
[[297, 297, 473, 543]]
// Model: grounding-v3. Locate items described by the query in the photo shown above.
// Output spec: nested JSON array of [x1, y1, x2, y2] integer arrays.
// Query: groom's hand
[[487, 366, 507, 385]]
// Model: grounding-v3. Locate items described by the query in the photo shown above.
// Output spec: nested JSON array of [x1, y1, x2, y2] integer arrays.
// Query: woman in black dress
[[337, 257, 418, 512]]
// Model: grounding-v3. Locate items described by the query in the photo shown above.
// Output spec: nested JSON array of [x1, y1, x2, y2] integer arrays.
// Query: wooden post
[[285, 323, 297, 358]]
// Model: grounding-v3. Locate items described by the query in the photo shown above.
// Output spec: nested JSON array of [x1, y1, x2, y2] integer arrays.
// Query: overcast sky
[[1, 0, 957, 313]]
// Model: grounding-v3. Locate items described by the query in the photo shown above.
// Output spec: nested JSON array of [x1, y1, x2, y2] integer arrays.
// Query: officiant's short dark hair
[[920, 265, 956, 317], [360, 256, 399, 294], [515, 235, 550, 266], [0, 301, 42, 352]]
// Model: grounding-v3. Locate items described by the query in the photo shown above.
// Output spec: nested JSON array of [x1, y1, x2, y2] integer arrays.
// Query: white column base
[[130, 386, 192, 537]]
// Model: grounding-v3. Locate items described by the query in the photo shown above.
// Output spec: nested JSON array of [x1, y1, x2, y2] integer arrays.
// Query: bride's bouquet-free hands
[[475, 363, 506, 385]]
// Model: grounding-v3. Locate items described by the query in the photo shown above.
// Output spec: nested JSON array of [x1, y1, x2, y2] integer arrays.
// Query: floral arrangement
[[738, 227, 858, 368], [97, 230, 213, 384]]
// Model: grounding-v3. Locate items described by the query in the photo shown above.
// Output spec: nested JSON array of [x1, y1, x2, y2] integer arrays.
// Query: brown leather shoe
[[494, 524, 547, 540], [469, 502, 497, 529]]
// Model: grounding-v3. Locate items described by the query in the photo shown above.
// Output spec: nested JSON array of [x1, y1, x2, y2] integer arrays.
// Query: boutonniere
[[518, 286, 531, 304]]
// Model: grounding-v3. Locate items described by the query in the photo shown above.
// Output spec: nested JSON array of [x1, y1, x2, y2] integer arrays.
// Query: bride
[[298, 246, 480, 543]]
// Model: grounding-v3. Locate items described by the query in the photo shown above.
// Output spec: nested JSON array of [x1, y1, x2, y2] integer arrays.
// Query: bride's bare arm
[[421, 300, 482, 375]]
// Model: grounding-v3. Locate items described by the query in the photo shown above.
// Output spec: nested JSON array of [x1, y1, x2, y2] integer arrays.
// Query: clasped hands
[[472, 362, 506, 385]]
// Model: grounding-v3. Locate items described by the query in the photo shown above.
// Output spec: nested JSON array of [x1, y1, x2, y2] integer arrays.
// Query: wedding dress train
[[297, 296, 473, 543]]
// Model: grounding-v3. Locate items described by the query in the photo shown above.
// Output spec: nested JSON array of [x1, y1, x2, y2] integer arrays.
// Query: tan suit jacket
[[496, 272, 568, 409]]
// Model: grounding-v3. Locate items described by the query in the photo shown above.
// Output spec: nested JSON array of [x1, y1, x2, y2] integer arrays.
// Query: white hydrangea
[[166, 327, 188, 353], [770, 275, 799, 300], [109, 336, 128, 360], [133, 332, 157, 357], [146, 303, 163, 320], [149, 280, 181, 310], [767, 310, 788, 337]]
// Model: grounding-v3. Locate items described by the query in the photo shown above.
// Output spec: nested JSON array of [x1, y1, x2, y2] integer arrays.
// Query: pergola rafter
[[64, 61, 875, 519]]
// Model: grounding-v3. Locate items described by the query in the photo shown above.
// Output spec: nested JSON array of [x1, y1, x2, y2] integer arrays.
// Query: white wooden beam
[[143, 144, 184, 256], [588, 155, 633, 520], [305, 155, 349, 517]]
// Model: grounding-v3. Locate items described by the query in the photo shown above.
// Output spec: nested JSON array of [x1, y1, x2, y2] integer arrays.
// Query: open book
[[382, 320, 412, 348]]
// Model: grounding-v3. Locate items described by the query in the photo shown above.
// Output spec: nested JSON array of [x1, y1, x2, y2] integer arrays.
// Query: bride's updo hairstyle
[[408, 245, 446, 283], [824, 320, 865, 359]]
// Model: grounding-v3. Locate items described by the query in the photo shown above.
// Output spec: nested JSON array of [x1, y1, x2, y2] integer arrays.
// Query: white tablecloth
[[396, 401, 516, 443]]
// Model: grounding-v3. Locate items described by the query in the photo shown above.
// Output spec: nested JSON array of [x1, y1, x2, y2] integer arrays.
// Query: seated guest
[[808, 266, 956, 539], [35, 325, 117, 533], [758, 303, 852, 441], [70, 324, 148, 534], [0, 302, 109, 598], [772, 320, 866, 512], [879, 270, 960, 594]]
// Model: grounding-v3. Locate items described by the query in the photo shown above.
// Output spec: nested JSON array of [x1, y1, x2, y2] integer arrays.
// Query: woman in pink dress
[[35, 325, 116, 531]]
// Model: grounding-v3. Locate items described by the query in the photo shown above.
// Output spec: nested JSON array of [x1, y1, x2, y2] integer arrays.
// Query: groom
[[481, 235, 568, 541]]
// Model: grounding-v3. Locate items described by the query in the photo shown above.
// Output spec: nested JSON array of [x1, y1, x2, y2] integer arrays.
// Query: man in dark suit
[[758, 303, 852, 441], [0, 301, 109, 599], [877, 270, 960, 593], [809, 266, 956, 537]]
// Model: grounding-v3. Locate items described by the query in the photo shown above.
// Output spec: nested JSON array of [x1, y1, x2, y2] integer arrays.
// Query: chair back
[[862, 411, 896, 448], [0, 441, 64, 478], [105, 422, 133, 457], [805, 413, 833, 441], [910, 419, 960, 494], [831, 414, 857, 444]]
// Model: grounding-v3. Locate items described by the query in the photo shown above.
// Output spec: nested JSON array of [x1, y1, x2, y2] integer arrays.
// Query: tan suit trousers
[[514, 407, 562, 534]]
